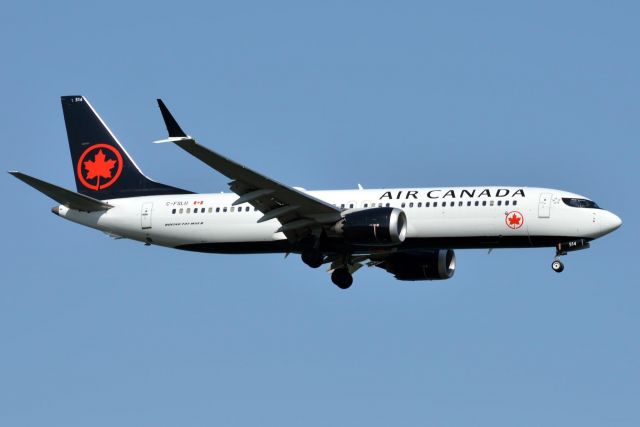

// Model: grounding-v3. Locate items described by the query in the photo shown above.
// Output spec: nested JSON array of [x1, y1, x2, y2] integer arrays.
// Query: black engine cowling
[[335, 207, 407, 246], [377, 250, 456, 281]]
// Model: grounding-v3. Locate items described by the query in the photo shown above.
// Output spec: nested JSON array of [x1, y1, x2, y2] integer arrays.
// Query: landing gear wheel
[[331, 268, 353, 289], [551, 260, 564, 273], [301, 250, 324, 269]]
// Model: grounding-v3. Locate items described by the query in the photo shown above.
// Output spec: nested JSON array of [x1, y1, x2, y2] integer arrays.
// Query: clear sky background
[[1, 1, 638, 426]]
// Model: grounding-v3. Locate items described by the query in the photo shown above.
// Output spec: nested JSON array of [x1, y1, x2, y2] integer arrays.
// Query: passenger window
[[186, 208, 191, 213], [513, 200, 518, 206], [349, 204, 354, 208], [172, 208, 176, 214], [179, 208, 183, 214], [201, 208, 206, 213], [401, 202, 406, 208], [223, 207, 227, 212], [246, 206, 250, 212], [409, 202, 414, 208], [482, 201, 487, 206], [208, 207, 212, 213], [386, 203, 390, 207], [417, 202, 422, 207], [425, 202, 430, 207], [364, 203, 368, 208], [467, 201, 471, 207], [490, 201, 494, 206], [450, 202, 454, 207], [378, 203, 383, 207], [497, 201, 502, 206], [216, 207, 220, 212], [340, 204, 345, 209], [475, 201, 479, 206], [505, 200, 509, 206], [458, 201, 463, 207], [434, 202, 438, 207]]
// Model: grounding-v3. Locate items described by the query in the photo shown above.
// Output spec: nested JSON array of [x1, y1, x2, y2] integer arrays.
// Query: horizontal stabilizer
[[9, 171, 113, 212]]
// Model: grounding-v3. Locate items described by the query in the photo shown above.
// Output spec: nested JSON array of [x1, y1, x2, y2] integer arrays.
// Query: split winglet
[[154, 99, 194, 144], [157, 99, 187, 137]]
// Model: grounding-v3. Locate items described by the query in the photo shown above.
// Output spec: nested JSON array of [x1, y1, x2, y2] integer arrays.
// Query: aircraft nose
[[602, 211, 622, 234]]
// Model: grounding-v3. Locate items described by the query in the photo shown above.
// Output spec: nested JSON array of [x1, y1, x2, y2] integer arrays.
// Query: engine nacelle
[[334, 207, 407, 246], [378, 250, 456, 281]]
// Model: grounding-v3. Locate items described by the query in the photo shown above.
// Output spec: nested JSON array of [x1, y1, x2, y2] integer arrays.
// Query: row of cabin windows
[[171, 206, 258, 214], [171, 199, 518, 215], [344, 200, 518, 209]]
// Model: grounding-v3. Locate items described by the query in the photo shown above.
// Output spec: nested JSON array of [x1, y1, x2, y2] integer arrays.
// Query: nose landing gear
[[550, 239, 590, 273], [551, 259, 565, 273]]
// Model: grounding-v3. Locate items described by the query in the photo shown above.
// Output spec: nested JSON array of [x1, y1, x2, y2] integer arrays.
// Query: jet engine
[[334, 207, 407, 246], [377, 250, 456, 281]]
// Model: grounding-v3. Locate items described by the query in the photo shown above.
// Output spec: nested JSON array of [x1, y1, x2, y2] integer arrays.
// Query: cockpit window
[[562, 198, 600, 209]]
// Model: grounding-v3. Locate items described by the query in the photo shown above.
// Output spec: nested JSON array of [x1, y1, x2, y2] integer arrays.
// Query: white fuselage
[[53, 186, 621, 254]]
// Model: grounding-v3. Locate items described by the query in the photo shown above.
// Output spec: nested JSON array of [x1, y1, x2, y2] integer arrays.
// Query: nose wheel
[[551, 259, 564, 273]]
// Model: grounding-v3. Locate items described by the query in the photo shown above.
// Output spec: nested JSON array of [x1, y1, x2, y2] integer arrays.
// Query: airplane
[[10, 96, 622, 289]]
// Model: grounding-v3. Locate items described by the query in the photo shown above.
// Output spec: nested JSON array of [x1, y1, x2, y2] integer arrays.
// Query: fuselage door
[[538, 193, 552, 218], [141, 202, 153, 229]]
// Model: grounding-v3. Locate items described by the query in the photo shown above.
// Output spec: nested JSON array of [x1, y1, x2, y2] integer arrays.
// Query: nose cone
[[602, 211, 622, 235]]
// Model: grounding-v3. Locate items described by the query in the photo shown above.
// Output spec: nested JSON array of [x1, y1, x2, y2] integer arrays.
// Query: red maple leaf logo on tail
[[84, 149, 116, 182], [76, 144, 123, 191]]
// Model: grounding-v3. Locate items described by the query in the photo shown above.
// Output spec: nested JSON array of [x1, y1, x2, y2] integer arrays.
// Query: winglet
[[157, 99, 187, 137]]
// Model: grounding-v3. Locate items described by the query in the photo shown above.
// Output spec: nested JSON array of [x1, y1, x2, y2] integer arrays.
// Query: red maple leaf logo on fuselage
[[505, 211, 524, 229]]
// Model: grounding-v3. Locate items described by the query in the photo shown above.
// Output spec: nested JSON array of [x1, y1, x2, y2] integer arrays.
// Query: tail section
[[62, 96, 191, 199]]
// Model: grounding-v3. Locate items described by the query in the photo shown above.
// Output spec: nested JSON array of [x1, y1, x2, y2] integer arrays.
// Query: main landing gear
[[331, 268, 353, 289], [301, 249, 324, 269], [299, 237, 357, 289]]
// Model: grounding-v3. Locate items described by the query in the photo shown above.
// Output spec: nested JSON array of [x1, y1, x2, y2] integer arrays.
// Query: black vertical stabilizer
[[61, 95, 191, 199]]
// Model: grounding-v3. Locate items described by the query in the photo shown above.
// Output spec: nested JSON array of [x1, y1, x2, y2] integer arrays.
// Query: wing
[[154, 100, 342, 241]]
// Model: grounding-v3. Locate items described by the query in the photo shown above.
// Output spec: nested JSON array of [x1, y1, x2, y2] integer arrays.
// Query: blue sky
[[2, 1, 638, 426]]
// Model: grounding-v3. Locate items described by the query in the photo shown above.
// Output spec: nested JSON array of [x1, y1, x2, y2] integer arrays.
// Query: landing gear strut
[[331, 268, 353, 289]]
